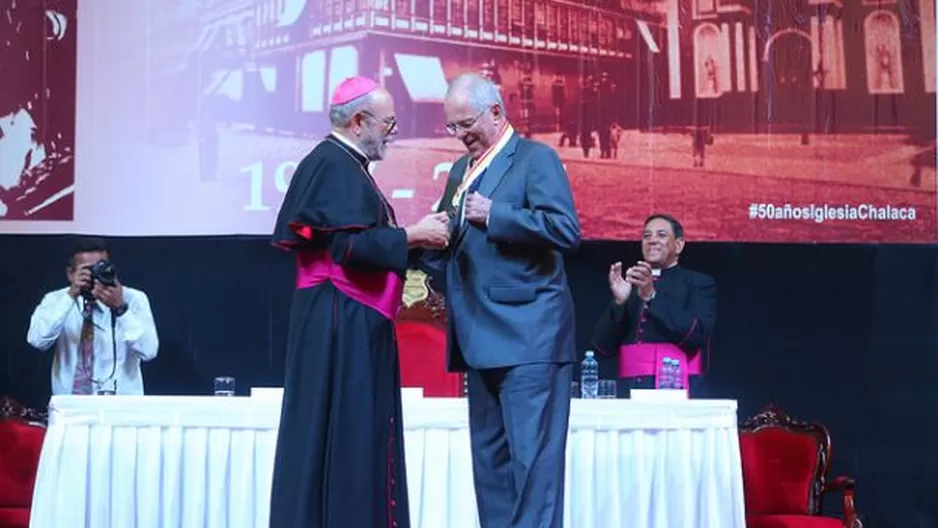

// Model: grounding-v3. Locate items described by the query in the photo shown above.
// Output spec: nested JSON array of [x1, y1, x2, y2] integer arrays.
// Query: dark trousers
[[466, 362, 573, 528]]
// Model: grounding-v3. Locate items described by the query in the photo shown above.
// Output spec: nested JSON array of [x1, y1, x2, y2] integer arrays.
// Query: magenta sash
[[619, 343, 703, 389], [296, 251, 404, 321]]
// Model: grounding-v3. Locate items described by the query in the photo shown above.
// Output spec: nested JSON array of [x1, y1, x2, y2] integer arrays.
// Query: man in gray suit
[[416, 73, 581, 528]]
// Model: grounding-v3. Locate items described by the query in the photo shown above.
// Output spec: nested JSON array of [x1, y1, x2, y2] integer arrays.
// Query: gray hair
[[329, 92, 375, 128], [447, 73, 507, 117]]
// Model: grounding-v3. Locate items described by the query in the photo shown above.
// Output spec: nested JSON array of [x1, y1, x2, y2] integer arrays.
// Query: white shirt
[[26, 286, 159, 395]]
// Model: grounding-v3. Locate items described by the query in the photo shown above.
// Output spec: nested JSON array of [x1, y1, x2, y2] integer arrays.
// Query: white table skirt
[[30, 395, 746, 528]]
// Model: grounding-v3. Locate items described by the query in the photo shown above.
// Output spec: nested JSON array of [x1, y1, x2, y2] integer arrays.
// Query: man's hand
[[93, 281, 125, 310], [464, 192, 492, 226], [608, 262, 632, 305], [405, 212, 450, 249], [67, 267, 92, 298], [625, 261, 656, 302]]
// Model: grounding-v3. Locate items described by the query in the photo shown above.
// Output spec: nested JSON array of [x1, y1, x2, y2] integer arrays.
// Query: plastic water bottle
[[659, 357, 673, 389], [671, 359, 684, 390], [580, 351, 599, 399]]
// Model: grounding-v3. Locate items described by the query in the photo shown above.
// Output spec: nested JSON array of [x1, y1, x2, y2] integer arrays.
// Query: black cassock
[[269, 135, 411, 528], [591, 265, 717, 397]]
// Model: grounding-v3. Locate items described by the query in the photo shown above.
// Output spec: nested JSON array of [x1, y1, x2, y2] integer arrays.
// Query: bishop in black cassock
[[268, 77, 449, 528], [592, 214, 716, 397]]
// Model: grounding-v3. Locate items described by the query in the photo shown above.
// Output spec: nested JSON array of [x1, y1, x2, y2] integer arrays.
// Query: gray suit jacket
[[418, 132, 581, 371]]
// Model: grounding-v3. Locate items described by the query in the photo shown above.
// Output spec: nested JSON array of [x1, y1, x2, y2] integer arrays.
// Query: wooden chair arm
[[825, 476, 861, 528]]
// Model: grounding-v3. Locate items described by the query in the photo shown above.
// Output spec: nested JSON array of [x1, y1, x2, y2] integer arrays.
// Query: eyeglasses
[[361, 111, 397, 134], [445, 109, 487, 135]]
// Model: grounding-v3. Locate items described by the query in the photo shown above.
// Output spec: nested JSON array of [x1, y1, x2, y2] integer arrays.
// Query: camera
[[81, 259, 118, 293]]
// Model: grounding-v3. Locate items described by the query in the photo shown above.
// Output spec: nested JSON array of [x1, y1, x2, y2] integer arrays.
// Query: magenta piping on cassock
[[678, 318, 698, 347], [619, 343, 704, 389], [295, 250, 403, 321]]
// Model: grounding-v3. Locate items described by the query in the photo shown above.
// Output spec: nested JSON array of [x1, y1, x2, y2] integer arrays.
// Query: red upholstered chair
[[0, 397, 47, 528], [396, 272, 465, 397], [739, 405, 861, 528]]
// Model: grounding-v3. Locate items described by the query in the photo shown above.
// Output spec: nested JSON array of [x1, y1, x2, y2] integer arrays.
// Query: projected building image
[[151, 0, 937, 242]]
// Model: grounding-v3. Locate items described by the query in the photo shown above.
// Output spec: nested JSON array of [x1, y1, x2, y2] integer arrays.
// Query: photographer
[[26, 238, 159, 395]]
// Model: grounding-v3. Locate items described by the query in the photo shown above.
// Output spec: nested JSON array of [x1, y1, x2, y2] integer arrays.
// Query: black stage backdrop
[[1, 235, 936, 527]]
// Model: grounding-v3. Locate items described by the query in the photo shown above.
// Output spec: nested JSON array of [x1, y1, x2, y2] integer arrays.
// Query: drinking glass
[[598, 379, 617, 399], [214, 376, 236, 396]]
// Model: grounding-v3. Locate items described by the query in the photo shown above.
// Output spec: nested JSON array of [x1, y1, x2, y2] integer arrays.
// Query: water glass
[[598, 379, 617, 399], [214, 376, 236, 396], [94, 379, 117, 396]]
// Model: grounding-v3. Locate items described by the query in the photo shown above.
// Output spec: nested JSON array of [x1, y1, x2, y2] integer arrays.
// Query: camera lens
[[90, 259, 117, 286]]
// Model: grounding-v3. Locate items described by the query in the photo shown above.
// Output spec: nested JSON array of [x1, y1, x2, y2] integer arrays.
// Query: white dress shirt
[[26, 286, 159, 395]]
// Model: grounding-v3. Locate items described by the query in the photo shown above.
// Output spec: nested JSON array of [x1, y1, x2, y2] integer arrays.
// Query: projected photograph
[[10, 0, 930, 241], [0, 0, 77, 221]]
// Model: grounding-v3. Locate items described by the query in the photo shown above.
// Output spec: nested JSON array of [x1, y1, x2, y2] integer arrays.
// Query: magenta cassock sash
[[619, 343, 703, 389], [295, 250, 404, 321]]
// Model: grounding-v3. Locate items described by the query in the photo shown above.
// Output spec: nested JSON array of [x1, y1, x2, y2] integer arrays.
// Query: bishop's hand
[[608, 261, 632, 305], [405, 212, 450, 249], [625, 261, 656, 302]]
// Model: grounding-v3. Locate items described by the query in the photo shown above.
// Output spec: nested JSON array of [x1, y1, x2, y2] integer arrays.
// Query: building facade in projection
[[246, 0, 669, 137], [169, 0, 934, 138], [146, 0, 257, 145], [665, 0, 936, 133]]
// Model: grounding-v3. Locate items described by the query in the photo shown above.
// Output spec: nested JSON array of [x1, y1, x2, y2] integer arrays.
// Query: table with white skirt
[[30, 394, 746, 528]]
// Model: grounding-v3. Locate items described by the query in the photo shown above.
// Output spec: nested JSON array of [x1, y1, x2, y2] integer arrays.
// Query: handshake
[[405, 212, 451, 249]]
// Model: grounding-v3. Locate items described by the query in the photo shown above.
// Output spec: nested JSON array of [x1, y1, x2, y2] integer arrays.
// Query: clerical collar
[[652, 263, 679, 277], [329, 131, 370, 169]]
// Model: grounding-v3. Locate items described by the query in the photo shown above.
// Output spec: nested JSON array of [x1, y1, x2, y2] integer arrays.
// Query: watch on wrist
[[112, 303, 129, 317]]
